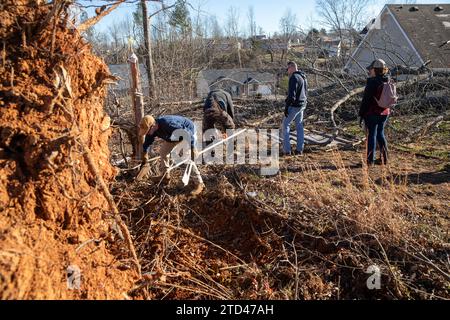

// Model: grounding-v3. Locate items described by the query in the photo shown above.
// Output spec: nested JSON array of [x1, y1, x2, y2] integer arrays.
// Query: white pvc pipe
[[167, 129, 247, 172], [198, 129, 248, 156]]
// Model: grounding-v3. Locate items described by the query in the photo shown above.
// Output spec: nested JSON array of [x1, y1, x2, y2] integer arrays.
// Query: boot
[[380, 146, 388, 165], [190, 182, 205, 196], [136, 163, 150, 181]]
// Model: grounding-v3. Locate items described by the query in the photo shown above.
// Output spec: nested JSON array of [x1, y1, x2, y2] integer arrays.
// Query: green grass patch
[[343, 123, 365, 138], [394, 144, 449, 161]]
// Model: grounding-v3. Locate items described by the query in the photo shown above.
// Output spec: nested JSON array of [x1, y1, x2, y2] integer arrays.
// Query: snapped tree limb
[[77, 0, 125, 33]]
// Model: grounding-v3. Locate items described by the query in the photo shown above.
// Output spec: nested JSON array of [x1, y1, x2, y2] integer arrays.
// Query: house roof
[[199, 69, 276, 86], [361, 19, 376, 35], [386, 4, 450, 68]]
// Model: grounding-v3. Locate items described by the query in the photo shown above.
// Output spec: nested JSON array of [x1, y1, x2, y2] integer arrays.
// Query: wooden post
[[246, 72, 250, 97], [128, 53, 145, 160], [237, 41, 242, 69]]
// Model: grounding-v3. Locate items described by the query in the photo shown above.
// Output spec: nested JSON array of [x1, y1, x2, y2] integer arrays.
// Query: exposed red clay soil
[[0, 1, 137, 299]]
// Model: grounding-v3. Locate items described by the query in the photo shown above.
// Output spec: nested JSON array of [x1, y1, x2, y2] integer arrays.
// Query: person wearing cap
[[359, 59, 390, 166], [139, 115, 204, 195], [203, 89, 236, 138], [282, 61, 308, 156]]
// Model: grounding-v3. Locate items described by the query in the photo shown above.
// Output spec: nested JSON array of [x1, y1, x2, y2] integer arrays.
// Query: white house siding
[[256, 85, 272, 95], [346, 8, 423, 75]]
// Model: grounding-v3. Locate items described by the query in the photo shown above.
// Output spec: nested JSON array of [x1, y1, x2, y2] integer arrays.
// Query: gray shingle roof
[[387, 4, 450, 68]]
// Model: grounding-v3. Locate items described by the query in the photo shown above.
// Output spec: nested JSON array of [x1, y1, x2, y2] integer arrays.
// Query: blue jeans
[[282, 106, 304, 153], [365, 115, 388, 164]]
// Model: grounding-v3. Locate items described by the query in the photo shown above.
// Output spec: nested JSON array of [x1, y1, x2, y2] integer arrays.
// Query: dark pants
[[365, 115, 389, 164], [203, 103, 235, 133]]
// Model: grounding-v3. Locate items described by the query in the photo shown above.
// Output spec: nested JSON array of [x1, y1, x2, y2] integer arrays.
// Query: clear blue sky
[[80, 0, 450, 36]]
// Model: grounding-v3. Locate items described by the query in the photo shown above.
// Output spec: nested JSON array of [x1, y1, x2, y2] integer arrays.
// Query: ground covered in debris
[[110, 100, 449, 299], [1, 1, 448, 300], [0, 1, 136, 299]]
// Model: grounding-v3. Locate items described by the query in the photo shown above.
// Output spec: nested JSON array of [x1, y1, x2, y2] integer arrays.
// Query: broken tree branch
[[406, 115, 444, 143], [54, 64, 142, 276], [79, 139, 141, 276], [77, 0, 125, 33], [330, 86, 365, 127]]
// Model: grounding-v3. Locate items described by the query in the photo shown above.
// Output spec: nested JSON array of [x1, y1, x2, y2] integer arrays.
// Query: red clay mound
[[0, 1, 136, 299]]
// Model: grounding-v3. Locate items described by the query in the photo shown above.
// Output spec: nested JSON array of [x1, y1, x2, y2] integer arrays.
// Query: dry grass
[[110, 148, 449, 300], [105, 96, 449, 300]]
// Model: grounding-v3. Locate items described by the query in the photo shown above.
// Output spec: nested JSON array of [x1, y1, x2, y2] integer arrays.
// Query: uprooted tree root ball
[[0, 1, 137, 299]]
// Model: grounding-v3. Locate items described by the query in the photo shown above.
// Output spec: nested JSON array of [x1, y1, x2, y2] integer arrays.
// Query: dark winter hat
[[367, 59, 386, 70]]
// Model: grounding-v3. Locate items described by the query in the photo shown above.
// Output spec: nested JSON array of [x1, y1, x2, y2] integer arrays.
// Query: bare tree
[[110, 20, 123, 48], [279, 9, 298, 41], [247, 6, 257, 38], [316, 0, 372, 52], [120, 15, 134, 42], [225, 6, 240, 40], [258, 26, 264, 36], [209, 15, 222, 39], [108, 19, 130, 64], [140, 0, 157, 100], [193, 3, 205, 38], [139, 0, 179, 101]]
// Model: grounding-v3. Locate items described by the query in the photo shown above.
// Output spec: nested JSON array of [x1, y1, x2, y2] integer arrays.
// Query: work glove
[[284, 106, 289, 118]]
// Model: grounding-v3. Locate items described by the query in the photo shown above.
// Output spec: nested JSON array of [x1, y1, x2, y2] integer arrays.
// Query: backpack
[[375, 80, 398, 109]]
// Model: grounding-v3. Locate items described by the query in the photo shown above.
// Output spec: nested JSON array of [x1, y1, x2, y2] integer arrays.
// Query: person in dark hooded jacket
[[203, 89, 236, 135], [282, 61, 308, 156], [359, 59, 390, 165]]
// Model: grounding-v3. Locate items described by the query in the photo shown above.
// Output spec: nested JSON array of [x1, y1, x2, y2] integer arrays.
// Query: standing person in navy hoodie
[[359, 59, 390, 166], [282, 61, 308, 156]]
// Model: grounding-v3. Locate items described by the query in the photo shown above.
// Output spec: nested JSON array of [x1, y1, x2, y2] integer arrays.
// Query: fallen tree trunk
[[330, 87, 365, 127], [406, 115, 444, 142], [158, 100, 202, 106], [245, 112, 283, 127]]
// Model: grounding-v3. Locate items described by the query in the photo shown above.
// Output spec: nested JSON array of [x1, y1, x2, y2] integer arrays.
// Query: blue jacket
[[143, 115, 195, 153], [286, 71, 307, 109]]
